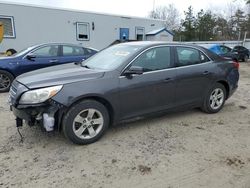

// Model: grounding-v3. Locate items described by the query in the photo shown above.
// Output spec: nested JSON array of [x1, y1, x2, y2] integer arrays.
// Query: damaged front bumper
[[10, 100, 65, 132], [9, 80, 65, 132]]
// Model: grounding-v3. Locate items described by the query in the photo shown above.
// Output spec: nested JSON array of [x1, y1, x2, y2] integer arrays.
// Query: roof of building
[[146, 28, 174, 36], [0, 1, 166, 22]]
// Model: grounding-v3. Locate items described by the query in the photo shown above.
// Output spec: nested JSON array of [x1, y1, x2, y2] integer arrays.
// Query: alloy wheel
[[0, 73, 11, 90], [209, 88, 224, 110], [73, 108, 104, 139]]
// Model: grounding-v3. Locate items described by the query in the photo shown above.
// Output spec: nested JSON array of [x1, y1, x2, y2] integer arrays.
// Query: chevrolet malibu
[[9, 42, 239, 144]]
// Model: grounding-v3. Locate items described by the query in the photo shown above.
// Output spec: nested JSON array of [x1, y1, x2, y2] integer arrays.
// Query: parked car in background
[[0, 43, 98, 92], [9, 42, 239, 145], [206, 44, 237, 60], [232, 46, 249, 62], [206, 44, 249, 62]]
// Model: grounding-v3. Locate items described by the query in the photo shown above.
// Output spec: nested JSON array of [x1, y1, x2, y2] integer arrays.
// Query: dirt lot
[[0, 63, 250, 188]]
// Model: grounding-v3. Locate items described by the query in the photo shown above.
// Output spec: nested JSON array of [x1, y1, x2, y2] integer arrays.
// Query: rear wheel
[[243, 55, 248, 62], [62, 100, 110, 145], [202, 83, 226, 113], [0, 70, 14, 92]]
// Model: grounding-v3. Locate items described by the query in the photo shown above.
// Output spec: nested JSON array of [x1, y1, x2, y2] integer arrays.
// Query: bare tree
[[149, 4, 180, 31]]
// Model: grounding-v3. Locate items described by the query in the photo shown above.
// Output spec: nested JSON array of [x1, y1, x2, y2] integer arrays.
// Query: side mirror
[[124, 66, 143, 76], [26, 54, 36, 61]]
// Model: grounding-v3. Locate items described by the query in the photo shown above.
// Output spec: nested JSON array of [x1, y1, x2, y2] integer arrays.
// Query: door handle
[[49, 59, 59, 63], [203, 71, 210, 75], [163, 78, 173, 83]]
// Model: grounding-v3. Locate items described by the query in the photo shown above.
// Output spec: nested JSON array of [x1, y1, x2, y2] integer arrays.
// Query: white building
[[0, 2, 174, 53]]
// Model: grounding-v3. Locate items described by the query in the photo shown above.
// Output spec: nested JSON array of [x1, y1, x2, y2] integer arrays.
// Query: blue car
[[206, 44, 238, 61], [0, 43, 98, 92]]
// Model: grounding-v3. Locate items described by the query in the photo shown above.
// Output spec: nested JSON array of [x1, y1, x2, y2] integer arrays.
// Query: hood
[[0, 55, 18, 61], [16, 63, 105, 89]]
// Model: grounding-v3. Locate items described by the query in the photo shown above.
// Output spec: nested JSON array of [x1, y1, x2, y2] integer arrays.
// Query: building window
[[76, 22, 90, 41], [135, 27, 145, 41], [0, 16, 15, 38]]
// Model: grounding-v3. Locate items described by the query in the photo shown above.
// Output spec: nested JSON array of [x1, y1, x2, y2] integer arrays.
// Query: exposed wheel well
[[66, 96, 114, 125], [217, 80, 229, 99], [0, 69, 15, 78]]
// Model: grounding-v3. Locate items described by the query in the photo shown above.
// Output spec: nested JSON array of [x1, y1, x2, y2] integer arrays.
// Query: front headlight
[[19, 85, 63, 104]]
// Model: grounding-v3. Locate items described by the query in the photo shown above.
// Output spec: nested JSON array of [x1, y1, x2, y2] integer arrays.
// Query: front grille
[[9, 85, 17, 99], [8, 80, 28, 106]]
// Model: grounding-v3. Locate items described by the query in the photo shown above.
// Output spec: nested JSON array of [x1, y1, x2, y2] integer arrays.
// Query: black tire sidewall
[[203, 83, 226, 113], [0, 70, 14, 92], [244, 55, 248, 62], [62, 100, 110, 145]]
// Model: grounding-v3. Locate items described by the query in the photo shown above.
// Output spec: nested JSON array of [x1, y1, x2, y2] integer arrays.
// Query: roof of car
[[29, 43, 90, 49], [116, 41, 222, 61], [117, 41, 207, 49]]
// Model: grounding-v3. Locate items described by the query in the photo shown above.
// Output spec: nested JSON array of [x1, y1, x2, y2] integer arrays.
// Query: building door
[[120, 28, 129, 40], [135, 27, 145, 41]]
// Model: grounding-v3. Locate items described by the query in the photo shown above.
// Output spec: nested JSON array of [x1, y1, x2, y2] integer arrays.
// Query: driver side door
[[19, 45, 60, 74], [119, 46, 177, 120]]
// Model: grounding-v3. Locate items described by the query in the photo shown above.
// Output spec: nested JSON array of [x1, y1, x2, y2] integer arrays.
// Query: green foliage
[[174, 6, 250, 41]]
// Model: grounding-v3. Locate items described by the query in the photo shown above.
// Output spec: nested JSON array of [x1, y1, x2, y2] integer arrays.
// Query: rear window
[[200, 47, 222, 61]]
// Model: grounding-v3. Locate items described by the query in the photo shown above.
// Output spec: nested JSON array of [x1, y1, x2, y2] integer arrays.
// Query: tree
[[149, 4, 180, 31], [195, 10, 217, 40], [180, 6, 196, 41], [214, 16, 231, 40]]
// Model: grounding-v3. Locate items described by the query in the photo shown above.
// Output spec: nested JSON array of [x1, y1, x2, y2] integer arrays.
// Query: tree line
[[149, 1, 250, 41]]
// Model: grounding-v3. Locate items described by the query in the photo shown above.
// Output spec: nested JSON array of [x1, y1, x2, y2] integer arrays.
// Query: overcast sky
[[1, 0, 247, 18]]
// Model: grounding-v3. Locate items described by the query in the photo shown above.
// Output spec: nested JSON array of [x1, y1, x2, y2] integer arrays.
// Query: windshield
[[13, 47, 34, 57], [82, 44, 143, 70]]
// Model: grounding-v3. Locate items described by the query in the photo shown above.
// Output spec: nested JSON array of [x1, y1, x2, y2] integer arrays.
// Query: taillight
[[233, 61, 239, 69]]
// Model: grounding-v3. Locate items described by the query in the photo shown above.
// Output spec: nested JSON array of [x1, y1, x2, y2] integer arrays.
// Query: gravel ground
[[0, 62, 250, 188]]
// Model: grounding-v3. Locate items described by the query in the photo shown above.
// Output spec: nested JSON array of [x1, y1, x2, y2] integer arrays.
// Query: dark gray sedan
[[9, 42, 239, 144]]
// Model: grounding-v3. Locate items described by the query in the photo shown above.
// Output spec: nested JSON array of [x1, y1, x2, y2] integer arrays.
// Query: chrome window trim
[[22, 44, 60, 60], [119, 61, 213, 78], [120, 44, 213, 78]]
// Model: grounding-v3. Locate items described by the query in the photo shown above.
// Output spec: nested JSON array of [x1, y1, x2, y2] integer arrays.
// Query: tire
[[0, 70, 14, 92], [243, 55, 248, 62], [62, 100, 110, 145], [6, 49, 17, 56], [201, 83, 226, 114]]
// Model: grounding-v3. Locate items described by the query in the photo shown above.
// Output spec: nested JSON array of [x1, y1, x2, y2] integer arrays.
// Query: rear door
[[174, 46, 214, 106], [59, 45, 91, 64], [19, 44, 60, 73], [119, 46, 177, 119]]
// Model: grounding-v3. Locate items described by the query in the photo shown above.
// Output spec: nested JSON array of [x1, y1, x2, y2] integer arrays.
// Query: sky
[[1, 0, 248, 18]]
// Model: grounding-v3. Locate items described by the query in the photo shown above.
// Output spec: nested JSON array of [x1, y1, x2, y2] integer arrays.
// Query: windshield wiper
[[81, 65, 91, 69]]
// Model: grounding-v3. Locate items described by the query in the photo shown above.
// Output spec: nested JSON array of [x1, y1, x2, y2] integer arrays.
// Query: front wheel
[[202, 83, 226, 114], [62, 100, 110, 145], [0, 70, 14, 92]]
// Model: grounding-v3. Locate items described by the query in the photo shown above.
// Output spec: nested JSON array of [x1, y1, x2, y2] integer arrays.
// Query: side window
[[176, 47, 209, 67], [234, 46, 240, 51], [220, 46, 231, 54], [63, 46, 85, 56], [32, 45, 59, 57], [83, 48, 94, 55], [76, 22, 90, 41], [131, 46, 171, 72]]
